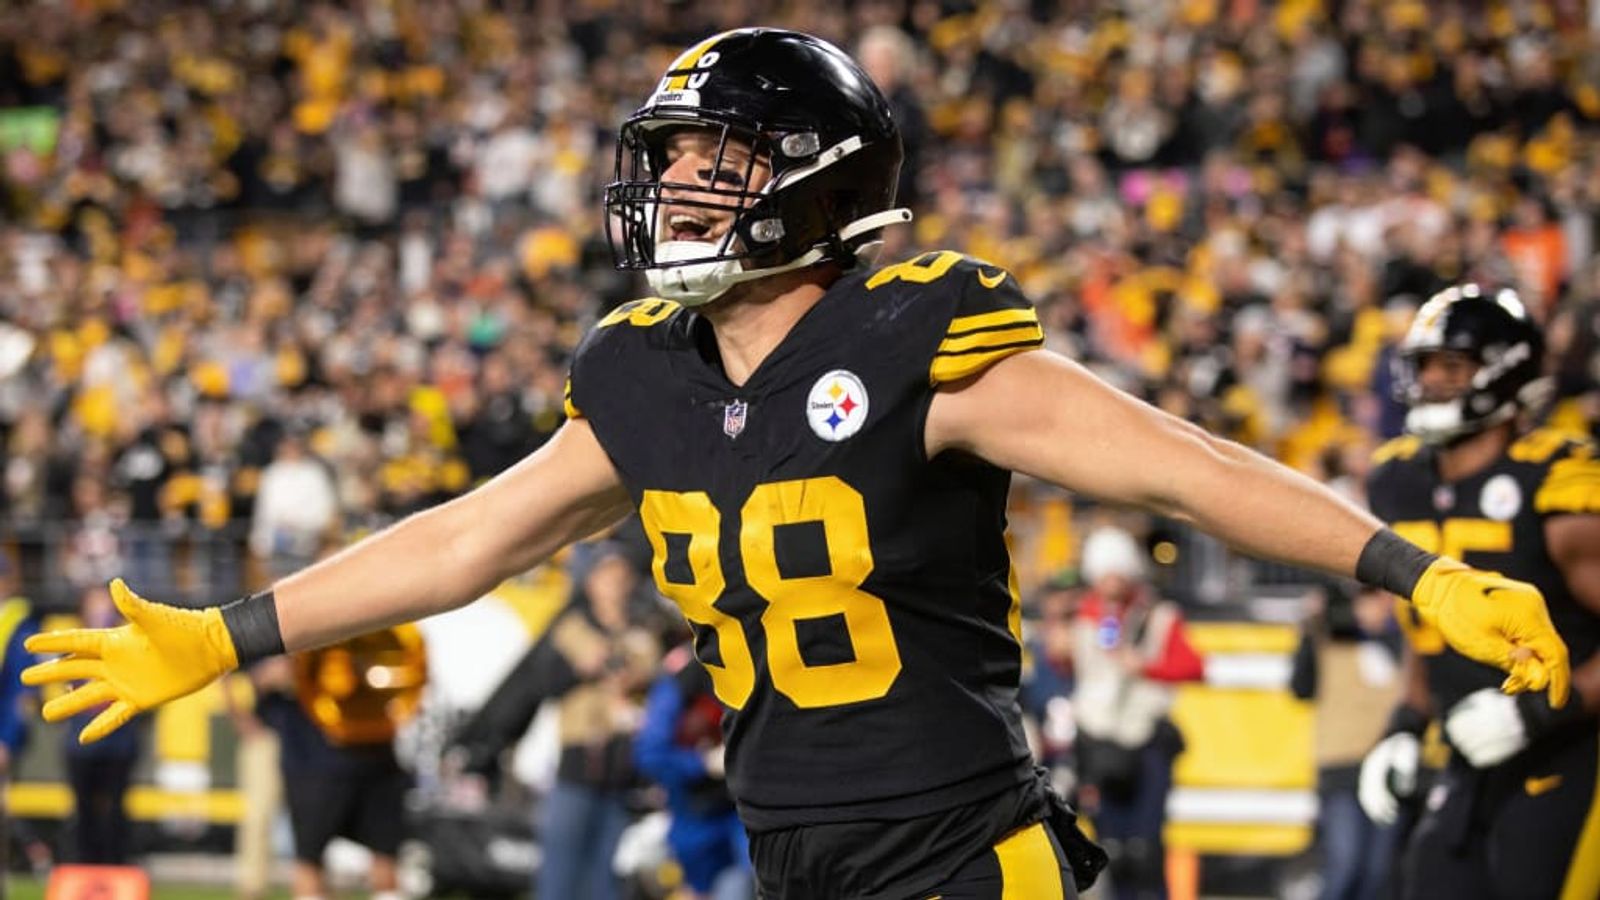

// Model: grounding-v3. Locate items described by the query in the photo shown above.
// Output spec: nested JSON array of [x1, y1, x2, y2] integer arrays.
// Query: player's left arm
[[926, 347, 1569, 703], [1546, 513, 1600, 713]]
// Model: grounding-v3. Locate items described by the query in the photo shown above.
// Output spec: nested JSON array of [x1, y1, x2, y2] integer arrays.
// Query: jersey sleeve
[[1534, 438, 1600, 515], [564, 298, 683, 422], [896, 253, 1043, 386]]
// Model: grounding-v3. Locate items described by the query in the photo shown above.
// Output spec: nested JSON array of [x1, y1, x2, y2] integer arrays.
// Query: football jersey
[[566, 251, 1043, 830], [1367, 428, 1600, 713]]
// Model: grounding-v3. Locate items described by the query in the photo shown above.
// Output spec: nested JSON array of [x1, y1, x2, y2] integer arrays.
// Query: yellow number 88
[[640, 477, 902, 710]]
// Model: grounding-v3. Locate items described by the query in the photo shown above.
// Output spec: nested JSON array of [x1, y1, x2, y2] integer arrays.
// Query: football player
[[23, 30, 1572, 900], [1358, 285, 1600, 900]]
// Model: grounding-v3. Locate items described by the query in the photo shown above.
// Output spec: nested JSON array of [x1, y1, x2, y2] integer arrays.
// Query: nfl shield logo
[[723, 400, 748, 438]]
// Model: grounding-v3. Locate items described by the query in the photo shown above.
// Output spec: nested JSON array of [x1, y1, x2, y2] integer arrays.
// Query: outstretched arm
[[927, 348, 1568, 704], [275, 418, 631, 650], [26, 419, 632, 742]]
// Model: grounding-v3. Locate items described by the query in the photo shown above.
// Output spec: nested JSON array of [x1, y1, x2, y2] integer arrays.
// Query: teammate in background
[[23, 29, 1570, 900], [1358, 285, 1600, 900]]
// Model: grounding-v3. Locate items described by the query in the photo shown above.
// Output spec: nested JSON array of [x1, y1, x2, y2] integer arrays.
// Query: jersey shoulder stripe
[[918, 253, 1042, 385], [1535, 438, 1600, 515]]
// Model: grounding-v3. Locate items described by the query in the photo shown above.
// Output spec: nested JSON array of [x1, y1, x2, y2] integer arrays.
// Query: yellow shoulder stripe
[[1535, 455, 1600, 514], [930, 343, 1041, 385], [563, 378, 582, 419], [946, 307, 1038, 337], [937, 322, 1044, 356], [1371, 435, 1421, 465]]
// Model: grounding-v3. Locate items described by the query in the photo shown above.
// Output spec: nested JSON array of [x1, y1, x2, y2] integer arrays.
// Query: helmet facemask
[[606, 116, 814, 307]]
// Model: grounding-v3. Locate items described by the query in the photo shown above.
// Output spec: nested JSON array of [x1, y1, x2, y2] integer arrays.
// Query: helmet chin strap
[[645, 208, 913, 306], [646, 240, 826, 306]]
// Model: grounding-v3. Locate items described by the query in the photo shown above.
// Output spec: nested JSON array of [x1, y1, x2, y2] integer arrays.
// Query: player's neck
[[1435, 422, 1516, 483], [702, 269, 836, 386]]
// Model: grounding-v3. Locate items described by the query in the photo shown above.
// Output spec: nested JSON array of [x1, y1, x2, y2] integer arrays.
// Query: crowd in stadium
[[1, 0, 1599, 897], [2, 0, 1598, 605]]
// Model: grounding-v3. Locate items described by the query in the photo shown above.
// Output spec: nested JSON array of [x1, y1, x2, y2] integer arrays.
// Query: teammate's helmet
[[604, 28, 912, 306], [1394, 284, 1550, 444]]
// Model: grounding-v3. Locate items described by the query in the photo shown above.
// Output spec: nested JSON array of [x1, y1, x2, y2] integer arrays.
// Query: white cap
[[1080, 526, 1147, 585]]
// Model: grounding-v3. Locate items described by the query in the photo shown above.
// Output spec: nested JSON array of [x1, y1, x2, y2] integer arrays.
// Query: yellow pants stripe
[[996, 822, 1065, 900], [1559, 729, 1600, 900]]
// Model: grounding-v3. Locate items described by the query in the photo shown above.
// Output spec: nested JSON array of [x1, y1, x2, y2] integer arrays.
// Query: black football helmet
[[1393, 284, 1550, 444], [604, 28, 912, 305]]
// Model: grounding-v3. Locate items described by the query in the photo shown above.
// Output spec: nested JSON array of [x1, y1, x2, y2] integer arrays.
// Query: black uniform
[[1367, 429, 1600, 900], [568, 252, 1079, 898]]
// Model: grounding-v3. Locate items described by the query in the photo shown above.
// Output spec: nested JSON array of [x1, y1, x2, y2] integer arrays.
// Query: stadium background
[[0, 0, 1598, 896]]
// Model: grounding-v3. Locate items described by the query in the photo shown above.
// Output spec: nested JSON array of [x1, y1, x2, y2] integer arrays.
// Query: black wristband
[[219, 590, 285, 665], [1356, 528, 1437, 599], [1385, 704, 1429, 737]]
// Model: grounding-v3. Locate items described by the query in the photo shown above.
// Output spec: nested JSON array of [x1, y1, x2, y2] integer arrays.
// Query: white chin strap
[[646, 208, 913, 307]]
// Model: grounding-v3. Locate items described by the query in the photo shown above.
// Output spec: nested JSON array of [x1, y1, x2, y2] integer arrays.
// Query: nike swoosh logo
[[977, 268, 1007, 289], [1526, 774, 1562, 796]]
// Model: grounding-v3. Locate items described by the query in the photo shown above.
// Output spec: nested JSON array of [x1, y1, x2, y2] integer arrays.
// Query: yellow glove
[[1410, 558, 1570, 708], [22, 579, 240, 744]]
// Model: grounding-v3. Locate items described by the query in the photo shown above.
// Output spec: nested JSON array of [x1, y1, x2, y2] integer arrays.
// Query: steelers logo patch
[[806, 370, 870, 442], [1479, 474, 1522, 522]]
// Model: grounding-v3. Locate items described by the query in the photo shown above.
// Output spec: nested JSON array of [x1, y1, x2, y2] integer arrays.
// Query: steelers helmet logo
[[806, 370, 870, 442]]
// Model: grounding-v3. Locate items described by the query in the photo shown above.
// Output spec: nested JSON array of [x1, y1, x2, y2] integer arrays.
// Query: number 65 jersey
[[566, 252, 1043, 831], [1366, 429, 1600, 714]]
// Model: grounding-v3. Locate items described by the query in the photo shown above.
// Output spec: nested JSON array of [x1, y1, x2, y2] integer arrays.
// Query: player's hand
[[1357, 731, 1419, 826], [1445, 686, 1592, 769], [1410, 558, 1569, 707], [1443, 688, 1526, 768], [21, 579, 239, 744]]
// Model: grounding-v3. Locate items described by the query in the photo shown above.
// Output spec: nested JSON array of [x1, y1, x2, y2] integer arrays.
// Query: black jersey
[[566, 251, 1044, 831], [1366, 428, 1600, 713]]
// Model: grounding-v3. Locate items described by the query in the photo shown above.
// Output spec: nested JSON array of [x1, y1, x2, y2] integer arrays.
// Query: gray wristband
[[1355, 528, 1437, 599], [219, 590, 285, 665]]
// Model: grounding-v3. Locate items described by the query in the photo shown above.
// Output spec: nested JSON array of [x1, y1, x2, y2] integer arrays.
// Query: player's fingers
[[24, 629, 104, 658], [79, 701, 138, 745], [1500, 671, 1529, 695], [109, 578, 146, 621], [1542, 642, 1571, 709], [20, 657, 104, 687], [40, 682, 118, 723]]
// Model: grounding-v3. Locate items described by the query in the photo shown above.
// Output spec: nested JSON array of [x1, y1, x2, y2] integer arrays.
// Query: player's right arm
[[25, 418, 633, 743], [926, 345, 1569, 705]]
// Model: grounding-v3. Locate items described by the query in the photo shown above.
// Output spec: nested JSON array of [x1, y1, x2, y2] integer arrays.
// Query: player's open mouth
[[668, 212, 718, 242]]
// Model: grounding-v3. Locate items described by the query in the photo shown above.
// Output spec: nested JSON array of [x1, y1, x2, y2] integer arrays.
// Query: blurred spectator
[[537, 543, 660, 900], [1071, 526, 1203, 900], [0, 553, 44, 875], [254, 648, 407, 900], [62, 584, 144, 865], [226, 662, 286, 900], [1020, 571, 1083, 800], [635, 641, 754, 900], [1290, 582, 1406, 900], [249, 430, 339, 580]]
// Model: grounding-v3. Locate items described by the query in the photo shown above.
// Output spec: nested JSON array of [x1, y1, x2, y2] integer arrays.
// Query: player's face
[[1415, 350, 1479, 403], [657, 128, 772, 246]]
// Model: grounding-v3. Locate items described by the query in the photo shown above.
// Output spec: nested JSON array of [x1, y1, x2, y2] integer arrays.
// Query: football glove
[[1357, 731, 1420, 826], [21, 579, 239, 744], [1410, 558, 1569, 708], [1444, 686, 1593, 769]]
